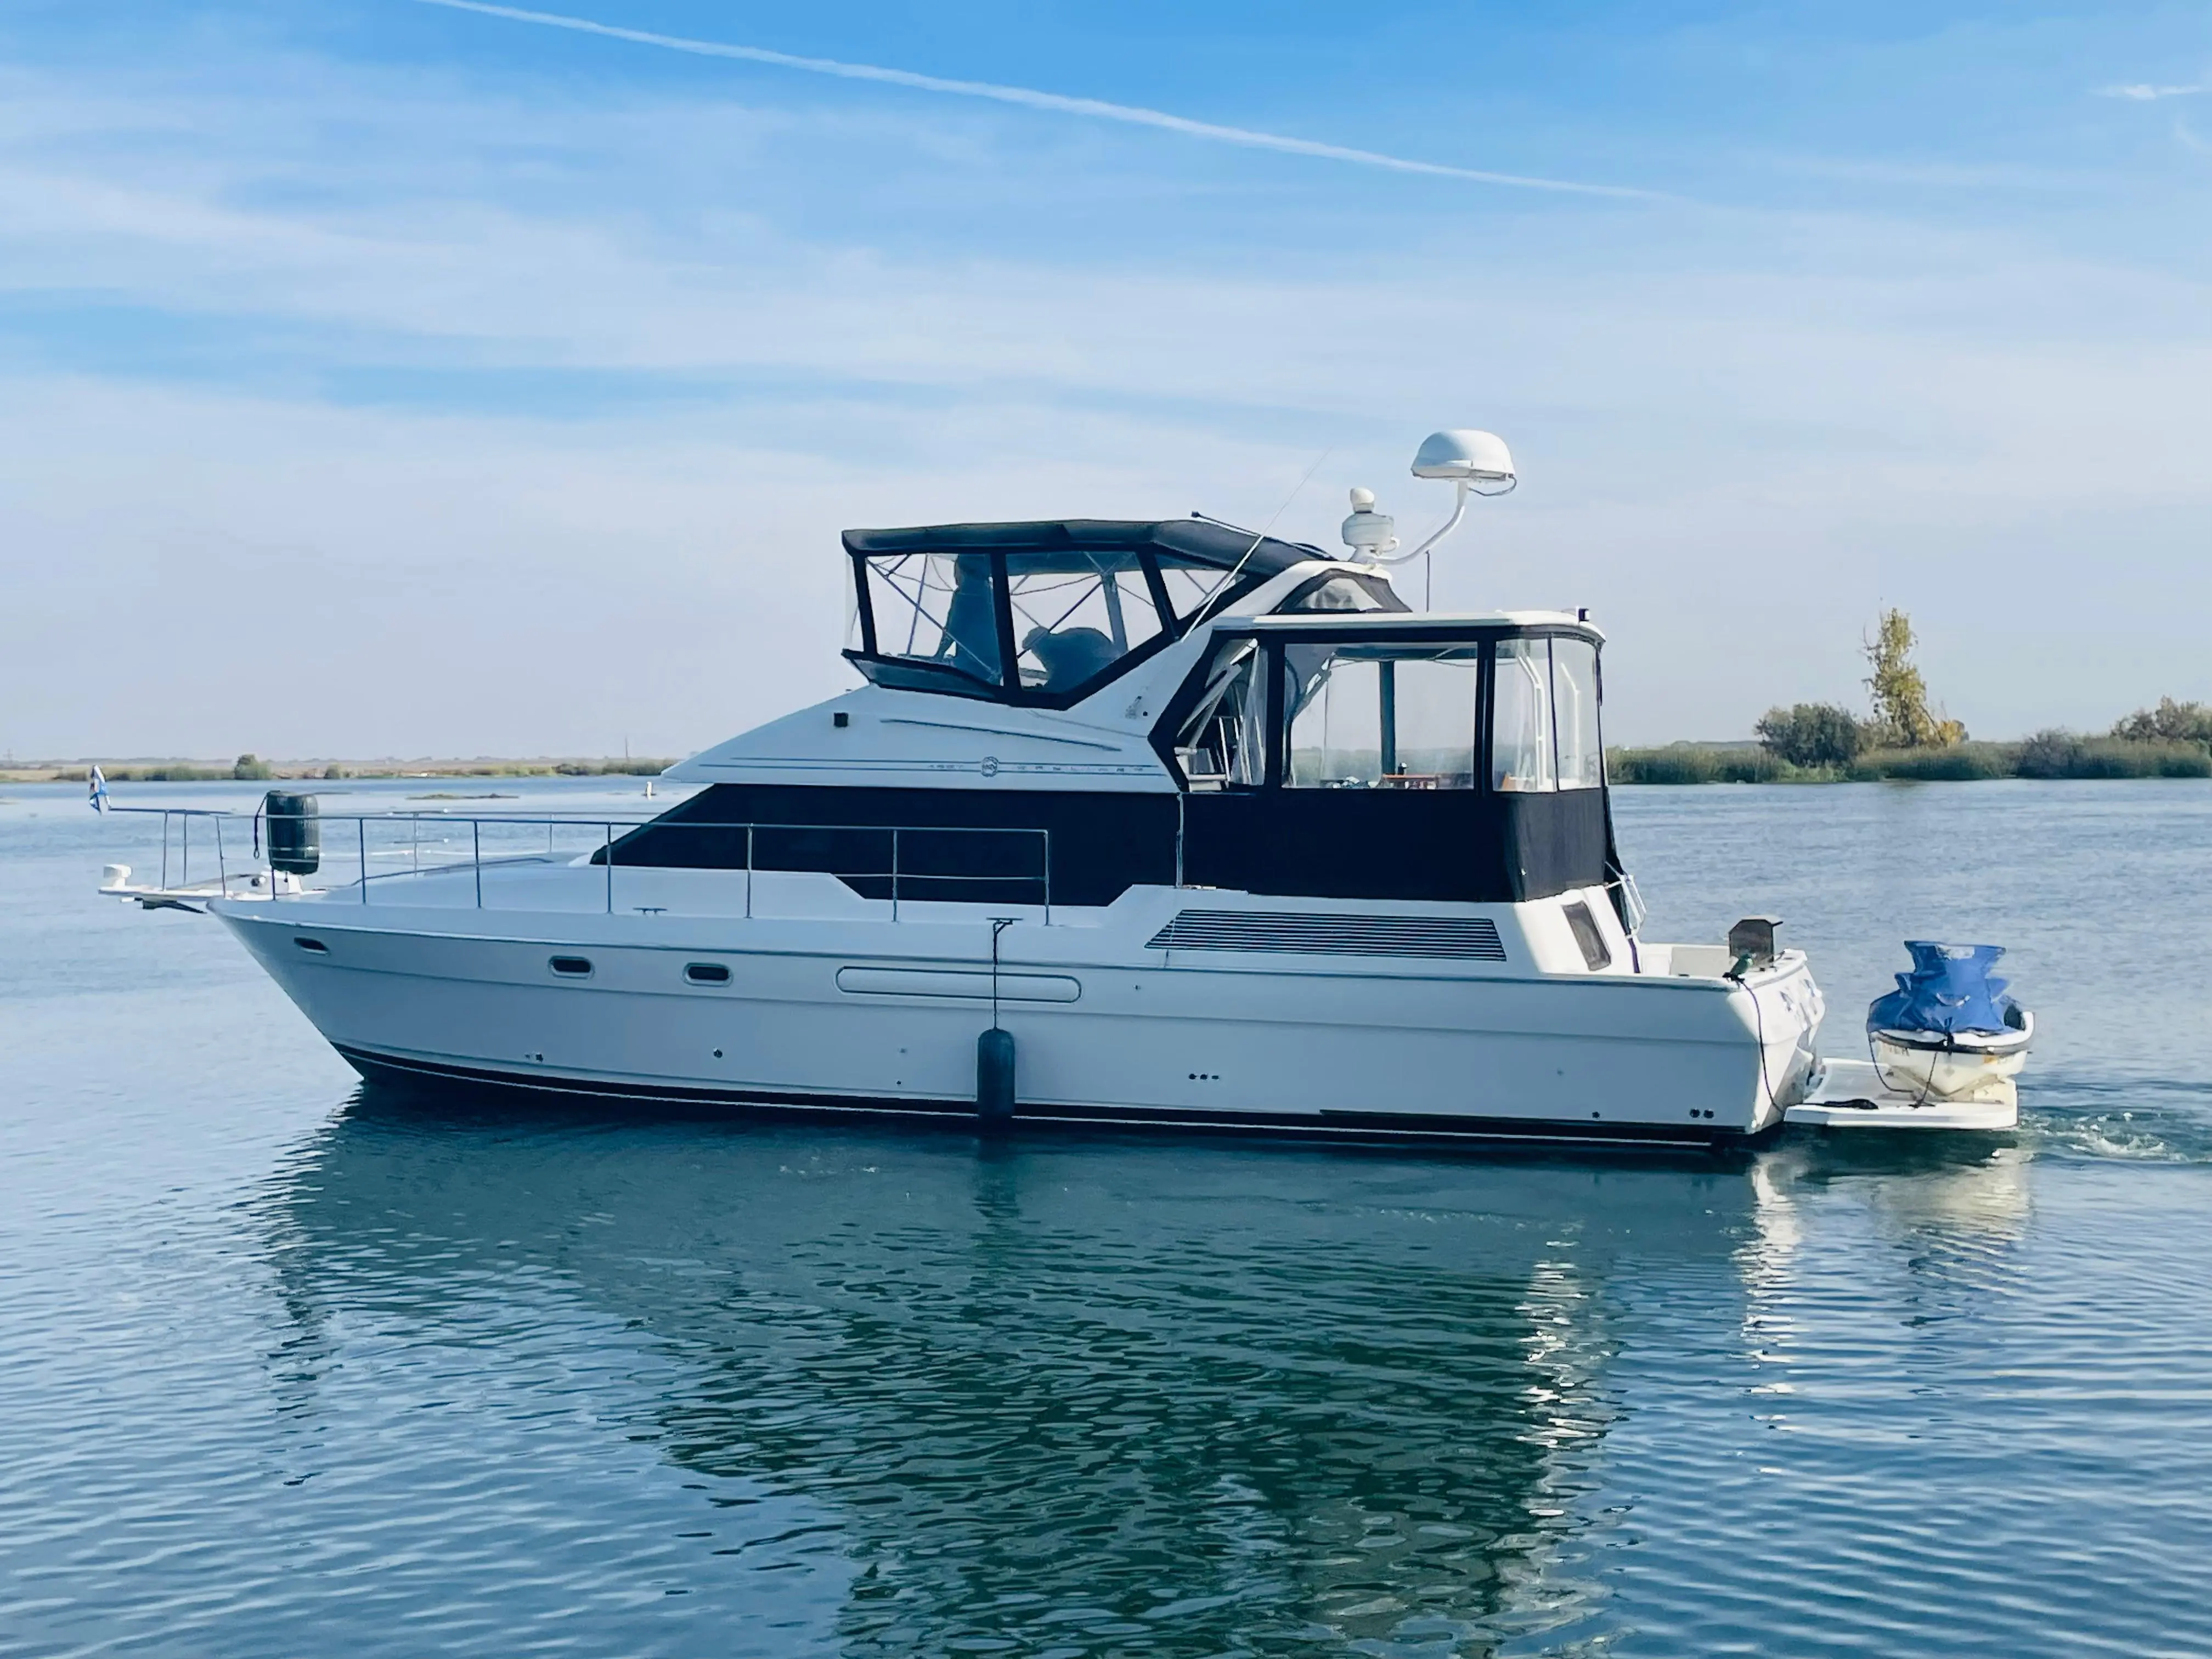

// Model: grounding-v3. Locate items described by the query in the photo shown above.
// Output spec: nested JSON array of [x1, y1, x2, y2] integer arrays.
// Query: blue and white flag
[[88, 765, 108, 812]]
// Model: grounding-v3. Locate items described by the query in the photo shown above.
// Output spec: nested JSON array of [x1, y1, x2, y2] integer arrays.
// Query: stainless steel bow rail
[[100, 807, 1053, 923]]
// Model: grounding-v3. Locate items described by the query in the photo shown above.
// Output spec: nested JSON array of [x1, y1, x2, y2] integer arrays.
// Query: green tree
[[232, 752, 272, 780], [2112, 697, 2212, 750], [1754, 703, 1865, 769], [1863, 608, 1965, 748]]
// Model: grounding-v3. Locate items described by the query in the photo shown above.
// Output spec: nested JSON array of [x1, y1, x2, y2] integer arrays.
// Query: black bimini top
[[842, 517, 1323, 574], [843, 518, 1329, 708]]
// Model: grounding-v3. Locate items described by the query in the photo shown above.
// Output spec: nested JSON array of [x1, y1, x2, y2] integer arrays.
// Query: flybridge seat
[[842, 519, 1399, 709]]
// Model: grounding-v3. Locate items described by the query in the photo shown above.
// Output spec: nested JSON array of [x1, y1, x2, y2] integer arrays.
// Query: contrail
[[410, 0, 1662, 201]]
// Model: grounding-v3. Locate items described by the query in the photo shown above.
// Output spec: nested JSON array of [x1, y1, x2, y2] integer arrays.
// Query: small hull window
[[685, 962, 732, 985], [549, 956, 594, 978], [292, 936, 329, 953]]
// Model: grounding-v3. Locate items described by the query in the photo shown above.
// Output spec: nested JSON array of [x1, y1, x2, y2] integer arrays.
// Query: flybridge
[[838, 429, 1521, 712]]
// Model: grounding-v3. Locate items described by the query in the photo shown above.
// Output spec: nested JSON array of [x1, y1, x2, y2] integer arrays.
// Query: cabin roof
[[1240, 608, 1604, 639]]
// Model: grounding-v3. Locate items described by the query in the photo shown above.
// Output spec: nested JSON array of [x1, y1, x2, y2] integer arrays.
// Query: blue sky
[[2, 1, 2205, 758]]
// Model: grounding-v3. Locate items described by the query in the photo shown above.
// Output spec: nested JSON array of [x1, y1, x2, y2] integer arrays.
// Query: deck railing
[[103, 807, 1053, 923]]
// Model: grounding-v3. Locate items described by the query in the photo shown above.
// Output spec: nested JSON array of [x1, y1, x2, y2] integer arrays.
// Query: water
[[3, 777, 2209, 1657]]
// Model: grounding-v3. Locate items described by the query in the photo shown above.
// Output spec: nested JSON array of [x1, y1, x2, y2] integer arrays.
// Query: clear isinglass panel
[[1279, 574, 1396, 614], [1005, 553, 1166, 695], [1492, 639, 1557, 792], [1172, 638, 1268, 788], [1387, 653, 1481, 787], [1286, 649, 1383, 787], [861, 552, 1003, 687], [1152, 552, 1257, 628], [1282, 644, 1482, 789], [1550, 637, 1603, 789]]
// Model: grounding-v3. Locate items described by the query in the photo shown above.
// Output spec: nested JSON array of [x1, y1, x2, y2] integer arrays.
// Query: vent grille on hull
[[1146, 910, 1508, 961]]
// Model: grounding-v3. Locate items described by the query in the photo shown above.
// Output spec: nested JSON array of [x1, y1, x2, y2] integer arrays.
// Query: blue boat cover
[[1867, 941, 2019, 1036]]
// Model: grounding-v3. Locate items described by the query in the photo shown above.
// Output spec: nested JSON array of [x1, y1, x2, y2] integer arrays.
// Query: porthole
[[549, 956, 594, 979], [685, 962, 731, 986], [293, 936, 329, 953]]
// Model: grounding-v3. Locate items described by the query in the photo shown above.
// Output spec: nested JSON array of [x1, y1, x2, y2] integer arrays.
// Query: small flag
[[88, 765, 108, 812]]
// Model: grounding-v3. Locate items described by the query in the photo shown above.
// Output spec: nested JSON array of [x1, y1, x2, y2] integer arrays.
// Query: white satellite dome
[[1411, 429, 1515, 485]]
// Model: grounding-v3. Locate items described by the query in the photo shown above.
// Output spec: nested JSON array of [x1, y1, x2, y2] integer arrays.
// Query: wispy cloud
[[4, 9, 2209, 753], [2097, 82, 2203, 101], [410, 0, 1666, 201]]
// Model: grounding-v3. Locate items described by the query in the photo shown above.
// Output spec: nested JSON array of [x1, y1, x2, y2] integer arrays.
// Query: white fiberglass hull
[[212, 871, 1822, 1147]]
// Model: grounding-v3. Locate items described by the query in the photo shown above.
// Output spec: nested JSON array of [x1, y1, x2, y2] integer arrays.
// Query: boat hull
[[214, 891, 1822, 1148]]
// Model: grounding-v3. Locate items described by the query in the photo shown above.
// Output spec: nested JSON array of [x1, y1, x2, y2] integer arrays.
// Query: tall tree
[[1863, 608, 1965, 748]]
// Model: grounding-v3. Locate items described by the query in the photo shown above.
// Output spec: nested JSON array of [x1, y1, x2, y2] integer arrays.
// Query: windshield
[[849, 545, 1238, 702], [854, 551, 1005, 691], [1005, 552, 1169, 693]]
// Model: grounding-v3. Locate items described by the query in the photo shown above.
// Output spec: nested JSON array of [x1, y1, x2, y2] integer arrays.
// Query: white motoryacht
[[102, 431, 2014, 1143]]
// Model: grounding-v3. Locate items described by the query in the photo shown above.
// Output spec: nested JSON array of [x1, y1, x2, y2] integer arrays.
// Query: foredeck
[[98, 806, 1058, 923]]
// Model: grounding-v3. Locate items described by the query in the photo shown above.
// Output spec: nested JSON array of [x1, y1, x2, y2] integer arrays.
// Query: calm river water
[[2, 777, 2208, 1657]]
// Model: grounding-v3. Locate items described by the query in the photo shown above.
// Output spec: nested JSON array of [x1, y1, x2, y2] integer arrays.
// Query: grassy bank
[[1609, 738, 2211, 784]]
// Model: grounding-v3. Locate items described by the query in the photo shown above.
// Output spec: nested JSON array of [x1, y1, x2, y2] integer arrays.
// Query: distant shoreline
[[0, 758, 675, 783], [9, 740, 2209, 788], [1608, 737, 2211, 783]]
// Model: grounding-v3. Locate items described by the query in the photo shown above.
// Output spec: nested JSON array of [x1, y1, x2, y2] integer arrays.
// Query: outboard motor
[[1866, 942, 2033, 1107], [263, 791, 320, 876]]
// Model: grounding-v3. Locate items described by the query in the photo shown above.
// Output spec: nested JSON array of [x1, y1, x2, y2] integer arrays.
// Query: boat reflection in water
[[263, 1088, 2020, 1652]]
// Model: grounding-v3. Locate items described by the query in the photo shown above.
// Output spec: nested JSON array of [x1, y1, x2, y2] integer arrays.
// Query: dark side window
[[1562, 901, 1612, 970]]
